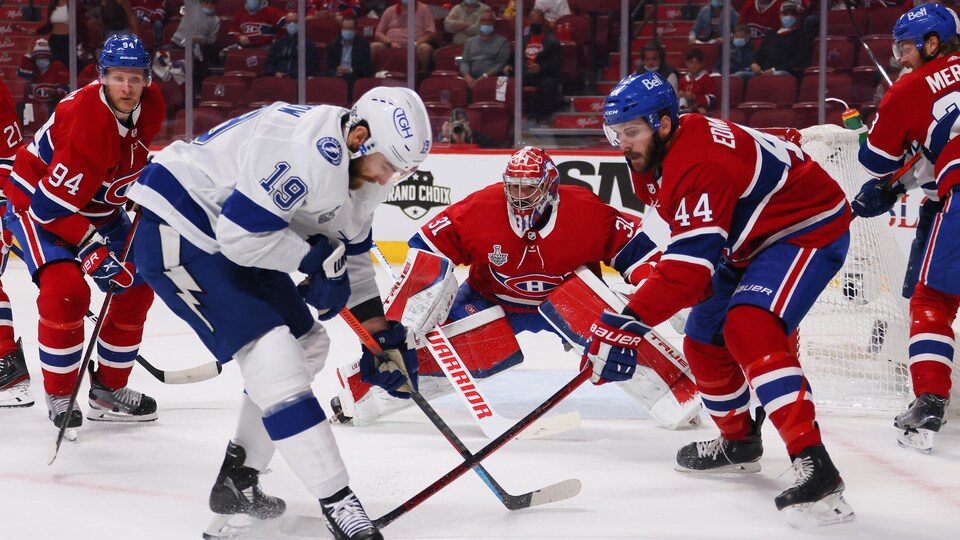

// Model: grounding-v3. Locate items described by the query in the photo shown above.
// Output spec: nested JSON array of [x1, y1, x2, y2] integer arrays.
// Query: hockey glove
[[851, 178, 906, 218], [359, 321, 419, 399], [298, 236, 351, 321], [582, 310, 651, 385], [78, 232, 135, 294]]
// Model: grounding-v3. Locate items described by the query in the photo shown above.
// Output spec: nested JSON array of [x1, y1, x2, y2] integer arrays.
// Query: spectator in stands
[[715, 24, 756, 78], [230, 0, 287, 49], [170, 0, 221, 62], [265, 12, 320, 78], [690, 0, 740, 43], [77, 46, 103, 87], [17, 38, 69, 114], [504, 8, 560, 124], [678, 47, 717, 114], [307, 0, 363, 20], [445, 0, 490, 46], [99, 0, 140, 41], [533, 0, 571, 28], [131, 0, 167, 45], [440, 108, 494, 147], [372, 0, 437, 71], [327, 17, 373, 101], [738, 0, 784, 40], [460, 8, 510, 88], [635, 41, 679, 91], [750, 0, 810, 78], [37, 0, 89, 69]]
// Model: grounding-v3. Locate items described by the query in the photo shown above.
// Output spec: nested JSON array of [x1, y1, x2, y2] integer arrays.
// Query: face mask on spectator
[[781, 15, 796, 29], [287, 22, 297, 35], [710, 0, 723, 7], [202, 6, 215, 15], [464, 0, 478, 5], [528, 23, 542, 34], [342, 29, 355, 40], [733, 37, 747, 47], [36, 58, 50, 71], [480, 24, 494, 35], [245, 0, 259, 13]]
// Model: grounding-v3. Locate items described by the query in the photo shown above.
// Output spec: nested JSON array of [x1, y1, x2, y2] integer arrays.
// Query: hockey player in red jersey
[[589, 71, 855, 526], [854, 3, 960, 453], [0, 78, 32, 408], [331, 146, 705, 429], [3, 34, 165, 431]]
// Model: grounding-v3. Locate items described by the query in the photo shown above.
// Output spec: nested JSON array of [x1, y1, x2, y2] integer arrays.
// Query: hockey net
[[791, 125, 913, 412]]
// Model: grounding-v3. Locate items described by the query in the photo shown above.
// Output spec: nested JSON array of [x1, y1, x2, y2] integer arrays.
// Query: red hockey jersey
[[5, 82, 165, 246], [230, 6, 287, 47], [739, 0, 783, 39], [679, 70, 716, 109], [860, 52, 960, 199], [626, 114, 850, 326], [409, 184, 658, 313], [0, 80, 24, 189], [18, 57, 69, 106]]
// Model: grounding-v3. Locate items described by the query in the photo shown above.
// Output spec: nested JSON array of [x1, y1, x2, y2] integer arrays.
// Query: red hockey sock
[[37, 263, 90, 396], [726, 306, 820, 455], [683, 337, 752, 440], [908, 283, 959, 398], [95, 284, 153, 390], [0, 282, 17, 357]]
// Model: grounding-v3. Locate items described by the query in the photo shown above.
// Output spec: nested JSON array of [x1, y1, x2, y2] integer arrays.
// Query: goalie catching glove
[[582, 310, 652, 384], [298, 235, 350, 321], [851, 177, 906, 218], [78, 232, 135, 293], [359, 321, 419, 399]]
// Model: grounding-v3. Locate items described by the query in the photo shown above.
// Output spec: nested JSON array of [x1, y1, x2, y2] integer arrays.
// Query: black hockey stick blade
[[372, 367, 591, 528]]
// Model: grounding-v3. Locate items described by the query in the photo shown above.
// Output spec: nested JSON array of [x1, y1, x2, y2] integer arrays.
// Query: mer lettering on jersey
[[924, 59, 960, 93]]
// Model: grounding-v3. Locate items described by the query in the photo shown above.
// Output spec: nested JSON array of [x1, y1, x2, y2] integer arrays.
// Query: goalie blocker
[[540, 267, 701, 430]]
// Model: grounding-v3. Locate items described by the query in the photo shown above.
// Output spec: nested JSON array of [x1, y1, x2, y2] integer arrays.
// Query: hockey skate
[[86, 374, 157, 422], [0, 340, 34, 408], [775, 444, 855, 528], [203, 442, 286, 539], [46, 392, 82, 441], [894, 393, 948, 453], [675, 407, 765, 473], [320, 486, 383, 540]]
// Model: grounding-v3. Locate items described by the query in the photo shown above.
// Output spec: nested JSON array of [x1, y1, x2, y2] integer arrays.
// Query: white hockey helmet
[[347, 86, 432, 183]]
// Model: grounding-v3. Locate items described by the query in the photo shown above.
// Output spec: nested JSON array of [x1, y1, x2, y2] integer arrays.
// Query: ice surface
[[1, 260, 958, 539]]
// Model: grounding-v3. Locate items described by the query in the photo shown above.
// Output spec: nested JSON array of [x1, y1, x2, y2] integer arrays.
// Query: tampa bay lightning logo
[[316, 137, 342, 166]]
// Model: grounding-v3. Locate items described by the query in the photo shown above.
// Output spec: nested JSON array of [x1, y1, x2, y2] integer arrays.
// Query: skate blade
[[0, 383, 35, 408], [897, 428, 934, 454], [202, 514, 253, 539], [783, 492, 855, 528], [86, 409, 158, 423], [674, 461, 762, 474]]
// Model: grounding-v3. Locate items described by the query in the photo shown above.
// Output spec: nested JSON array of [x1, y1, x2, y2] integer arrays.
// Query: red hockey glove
[[581, 310, 651, 385], [78, 232, 135, 293]]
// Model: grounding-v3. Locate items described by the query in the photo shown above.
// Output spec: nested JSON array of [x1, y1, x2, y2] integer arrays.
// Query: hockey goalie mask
[[502, 146, 560, 234]]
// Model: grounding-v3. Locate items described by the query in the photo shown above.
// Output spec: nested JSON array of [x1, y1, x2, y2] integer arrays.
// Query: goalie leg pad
[[384, 249, 458, 335], [427, 304, 523, 378]]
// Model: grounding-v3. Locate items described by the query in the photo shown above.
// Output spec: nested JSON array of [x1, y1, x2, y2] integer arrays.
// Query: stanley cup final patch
[[488, 245, 508, 266]]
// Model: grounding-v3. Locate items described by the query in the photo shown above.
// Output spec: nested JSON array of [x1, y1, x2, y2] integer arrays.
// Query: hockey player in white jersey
[[127, 88, 432, 540]]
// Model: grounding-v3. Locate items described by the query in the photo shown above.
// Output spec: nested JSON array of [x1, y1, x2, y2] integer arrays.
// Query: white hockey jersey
[[128, 103, 388, 306]]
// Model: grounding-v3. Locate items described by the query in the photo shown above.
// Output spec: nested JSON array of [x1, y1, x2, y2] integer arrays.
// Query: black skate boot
[[330, 396, 354, 425], [0, 339, 34, 408], [775, 444, 854, 527], [894, 393, 948, 453], [87, 372, 158, 422], [45, 392, 82, 429], [320, 487, 382, 540], [209, 442, 286, 519], [675, 407, 765, 473]]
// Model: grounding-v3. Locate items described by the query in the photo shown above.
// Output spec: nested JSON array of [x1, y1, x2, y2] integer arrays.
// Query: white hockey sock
[[273, 420, 350, 499], [232, 393, 276, 472]]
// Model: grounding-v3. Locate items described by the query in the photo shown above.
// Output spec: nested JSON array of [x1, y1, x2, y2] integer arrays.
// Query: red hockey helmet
[[502, 146, 560, 233]]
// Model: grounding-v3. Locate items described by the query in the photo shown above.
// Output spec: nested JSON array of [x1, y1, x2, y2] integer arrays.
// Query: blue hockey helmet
[[98, 34, 151, 78], [892, 3, 958, 59], [602, 72, 679, 146]]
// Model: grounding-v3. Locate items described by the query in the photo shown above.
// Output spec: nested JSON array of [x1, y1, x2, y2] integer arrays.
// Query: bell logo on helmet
[[641, 76, 663, 90], [908, 6, 927, 20], [393, 107, 413, 139]]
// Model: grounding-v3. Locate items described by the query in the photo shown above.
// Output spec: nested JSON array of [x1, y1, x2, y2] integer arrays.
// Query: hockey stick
[[9, 242, 224, 385], [852, 151, 923, 220], [49, 210, 142, 464], [372, 366, 591, 528], [84, 309, 222, 384], [371, 243, 581, 439], [339, 307, 581, 512], [843, 0, 893, 87]]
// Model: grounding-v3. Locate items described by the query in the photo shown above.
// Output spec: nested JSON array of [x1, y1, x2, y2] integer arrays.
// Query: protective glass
[[101, 71, 150, 87], [604, 121, 654, 148], [892, 40, 916, 62]]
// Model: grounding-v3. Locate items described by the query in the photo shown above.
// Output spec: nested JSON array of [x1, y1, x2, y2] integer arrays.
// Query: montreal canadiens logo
[[102, 171, 140, 205], [316, 137, 342, 166], [493, 270, 564, 299]]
